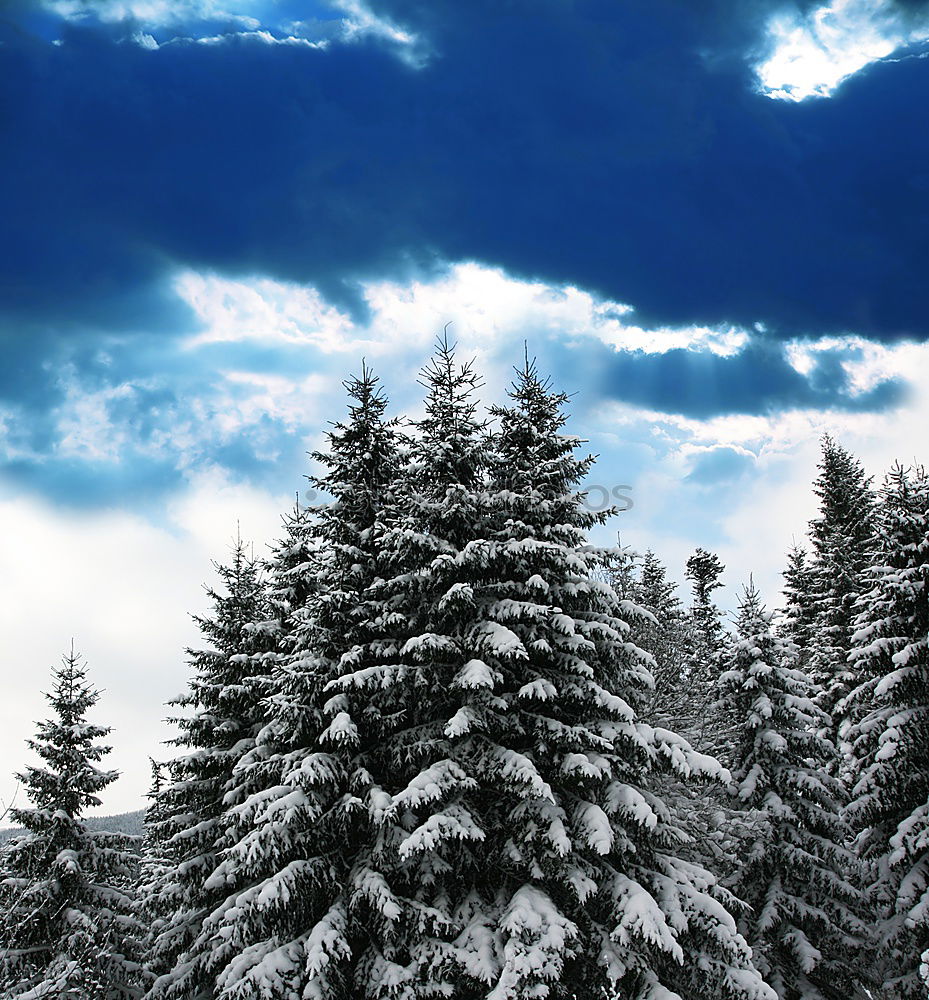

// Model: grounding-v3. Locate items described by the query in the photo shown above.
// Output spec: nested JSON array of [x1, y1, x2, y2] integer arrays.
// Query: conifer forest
[[2, 342, 927, 1000]]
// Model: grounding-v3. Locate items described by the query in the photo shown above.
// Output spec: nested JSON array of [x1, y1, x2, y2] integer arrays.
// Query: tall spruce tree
[[278, 350, 771, 1000], [144, 539, 275, 994], [136, 759, 173, 983], [719, 584, 863, 1000], [683, 548, 727, 753], [806, 436, 875, 749], [627, 551, 689, 731], [778, 545, 816, 673], [146, 348, 775, 999], [0, 647, 142, 999], [843, 462, 929, 999], [155, 363, 403, 999]]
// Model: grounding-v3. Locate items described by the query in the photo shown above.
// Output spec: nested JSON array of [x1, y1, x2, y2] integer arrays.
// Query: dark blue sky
[[0, 0, 926, 504]]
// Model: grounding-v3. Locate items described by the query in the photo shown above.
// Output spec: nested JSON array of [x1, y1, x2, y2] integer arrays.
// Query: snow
[[318, 711, 359, 746], [54, 848, 80, 873], [603, 783, 659, 830], [610, 875, 683, 962], [392, 759, 477, 811], [573, 801, 614, 855], [453, 658, 500, 690], [397, 804, 486, 860], [352, 868, 402, 922], [473, 621, 528, 661], [494, 748, 555, 803], [444, 706, 477, 738], [517, 678, 559, 701], [487, 886, 578, 1000]]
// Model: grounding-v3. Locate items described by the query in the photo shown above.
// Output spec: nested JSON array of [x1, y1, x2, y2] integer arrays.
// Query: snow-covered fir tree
[[620, 552, 741, 918], [625, 550, 689, 731], [153, 363, 404, 999], [777, 544, 816, 673], [135, 760, 173, 989], [166, 345, 776, 1000], [682, 548, 727, 753], [264, 497, 318, 652], [806, 436, 875, 749], [243, 347, 770, 1000], [144, 539, 276, 994], [842, 462, 929, 999], [0, 647, 142, 999], [719, 584, 863, 1000]]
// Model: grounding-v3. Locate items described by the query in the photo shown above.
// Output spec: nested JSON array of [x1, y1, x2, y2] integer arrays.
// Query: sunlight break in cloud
[[757, 0, 929, 100], [177, 263, 749, 360]]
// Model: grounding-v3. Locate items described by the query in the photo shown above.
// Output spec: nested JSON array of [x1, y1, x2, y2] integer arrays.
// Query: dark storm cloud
[[2, 0, 929, 345], [548, 336, 907, 417]]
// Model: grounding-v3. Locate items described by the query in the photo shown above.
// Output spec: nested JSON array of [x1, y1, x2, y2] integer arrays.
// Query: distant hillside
[[0, 808, 145, 845]]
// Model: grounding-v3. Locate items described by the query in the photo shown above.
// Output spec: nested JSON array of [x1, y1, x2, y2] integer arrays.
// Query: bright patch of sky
[[757, 0, 929, 99], [177, 264, 749, 359], [785, 335, 905, 391]]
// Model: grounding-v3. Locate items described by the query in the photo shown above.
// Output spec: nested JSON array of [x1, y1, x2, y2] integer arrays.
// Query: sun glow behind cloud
[[176, 264, 752, 360], [756, 0, 929, 100]]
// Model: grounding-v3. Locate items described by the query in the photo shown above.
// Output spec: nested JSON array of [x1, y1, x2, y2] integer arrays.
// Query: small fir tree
[[135, 760, 173, 989], [843, 462, 929, 999], [0, 647, 142, 999], [627, 550, 689, 731], [683, 547, 727, 753], [806, 435, 875, 749], [778, 544, 816, 672], [719, 584, 864, 1000], [161, 363, 403, 999], [144, 539, 275, 995]]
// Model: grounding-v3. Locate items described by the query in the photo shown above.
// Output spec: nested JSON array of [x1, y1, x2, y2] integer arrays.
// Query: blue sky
[[2, 0, 928, 812]]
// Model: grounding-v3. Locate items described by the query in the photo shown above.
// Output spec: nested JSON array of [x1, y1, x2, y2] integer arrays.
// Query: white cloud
[[43, 0, 423, 57], [586, 336, 929, 612], [211, 370, 329, 438], [756, 0, 929, 100], [331, 0, 417, 48], [178, 262, 750, 360], [177, 271, 360, 353]]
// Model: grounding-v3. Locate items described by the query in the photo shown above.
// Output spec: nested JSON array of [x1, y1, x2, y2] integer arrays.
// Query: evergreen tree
[[622, 555, 738, 922], [148, 347, 775, 1000], [778, 544, 816, 672], [806, 435, 875, 748], [157, 362, 403, 999], [719, 584, 863, 1000], [627, 550, 689, 730], [144, 540, 275, 994], [136, 760, 172, 989], [843, 462, 929, 999], [254, 350, 771, 1000], [683, 547, 727, 753], [264, 498, 318, 651], [0, 647, 142, 999]]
